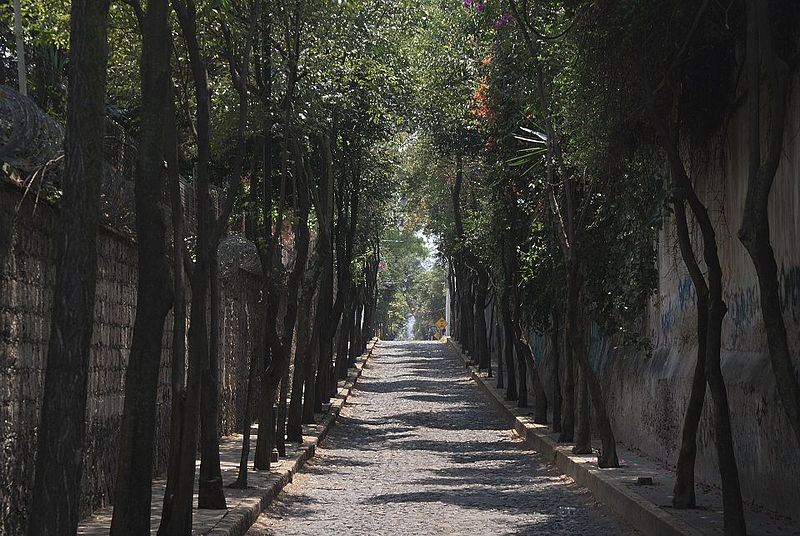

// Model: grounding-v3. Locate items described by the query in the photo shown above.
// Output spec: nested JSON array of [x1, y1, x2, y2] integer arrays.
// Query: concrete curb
[[444, 337, 704, 536], [216, 337, 380, 536]]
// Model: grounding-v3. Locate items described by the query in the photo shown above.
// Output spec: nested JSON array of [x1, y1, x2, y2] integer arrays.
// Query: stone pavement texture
[[247, 340, 635, 536]]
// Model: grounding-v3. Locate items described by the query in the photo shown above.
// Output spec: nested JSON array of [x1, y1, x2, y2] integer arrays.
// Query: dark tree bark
[[288, 266, 320, 441], [671, 199, 708, 509], [512, 322, 548, 424], [550, 308, 562, 433], [161, 86, 189, 517], [739, 0, 800, 448], [499, 287, 518, 401], [517, 338, 528, 408], [361, 252, 379, 345], [573, 364, 592, 454], [494, 313, 504, 389], [703, 216, 745, 535], [474, 271, 490, 371], [110, 0, 174, 530], [330, 147, 361, 386], [230, 284, 265, 488], [198, 250, 227, 508], [312, 135, 335, 412], [304, 315, 322, 422], [260, 142, 312, 469], [276, 353, 290, 457], [252, 7, 276, 473], [160, 0, 248, 524], [658, 116, 746, 533], [26, 0, 109, 533], [313, 229, 334, 411]]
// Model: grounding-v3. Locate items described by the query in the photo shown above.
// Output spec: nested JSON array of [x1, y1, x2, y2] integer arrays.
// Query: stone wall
[[0, 182, 261, 535]]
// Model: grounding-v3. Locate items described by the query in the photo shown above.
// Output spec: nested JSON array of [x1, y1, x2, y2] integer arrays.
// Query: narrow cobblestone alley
[[247, 341, 635, 536]]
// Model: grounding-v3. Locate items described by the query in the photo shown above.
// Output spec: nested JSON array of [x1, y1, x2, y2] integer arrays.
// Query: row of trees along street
[[1, 0, 799, 535]]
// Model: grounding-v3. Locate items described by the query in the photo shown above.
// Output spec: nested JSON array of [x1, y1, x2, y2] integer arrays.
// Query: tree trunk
[[494, 301, 504, 390], [110, 0, 173, 529], [198, 251, 227, 509], [517, 338, 528, 408], [303, 317, 321, 423], [661, 123, 745, 531], [288, 270, 320, 441], [27, 1, 109, 532], [671, 199, 708, 509], [692, 191, 746, 533], [158, 256, 211, 534], [160, 88, 189, 525], [276, 359, 290, 457], [512, 323, 549, 425], [335, 291, 353, 379], [474, 272, 490, 371], [253, 336, 273, 469], [559, 266, 577, 444], [740, 0, 800, 448], [551, 308, 562, 433], [349, 289, 363, 364], [573, 365, 591, 454], [159, 0, 226, 528], [313, 246, 334, 411], [500, 288, 518, 401], [231, 294, 264, 488], [459, 270, 476, 359]]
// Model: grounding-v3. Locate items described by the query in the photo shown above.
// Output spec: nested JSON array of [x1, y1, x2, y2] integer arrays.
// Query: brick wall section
[[0, 182, 261, 535]]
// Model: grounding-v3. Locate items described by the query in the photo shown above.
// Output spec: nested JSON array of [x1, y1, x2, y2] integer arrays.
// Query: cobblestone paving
[[247, 341, 635, 536]]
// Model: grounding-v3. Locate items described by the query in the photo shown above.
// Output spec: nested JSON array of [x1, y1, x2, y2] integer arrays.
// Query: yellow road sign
[[436, 317, 447, 329]]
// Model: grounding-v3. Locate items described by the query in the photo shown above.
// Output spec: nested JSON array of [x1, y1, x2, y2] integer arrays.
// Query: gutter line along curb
[[444, 337, 704, 536], [215, 337, 380, 536]]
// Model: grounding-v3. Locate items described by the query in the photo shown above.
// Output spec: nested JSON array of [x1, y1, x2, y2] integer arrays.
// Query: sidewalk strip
[[77, 338, 379, 536]]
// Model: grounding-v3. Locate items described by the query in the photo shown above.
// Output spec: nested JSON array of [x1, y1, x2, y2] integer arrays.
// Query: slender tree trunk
[[198, 251, 227, 508], [253, 318, 275, 469], [303, 316, 321, 423], [672, 199, 708, 509], [573, 365, 591, 454], [513, 323, 549, 425], [551, 308, 562, 433], [231, 294, 264, 488], [27, 1, 109, 532], [159, 251, 211, 534], [110, 0, 173, 529], [160, 89, 189, 522], [559, 265, 578, 443], [160, 0, 229, 527], [460, 271, 476, 359], [689, 185, 745, 533], [495, 301, 504, 390], [349, 290, 363, 364], [660, 123, 745, 531], [517, 335, 528, 408], [474, 272, 490, 371], [288, 270, 320, 441], [276, 358, 290, 456], [500, 288, 518, 401], [313, 246, 334, 411], [740, 0, 800, 448], [335, 292, 353, 379]]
